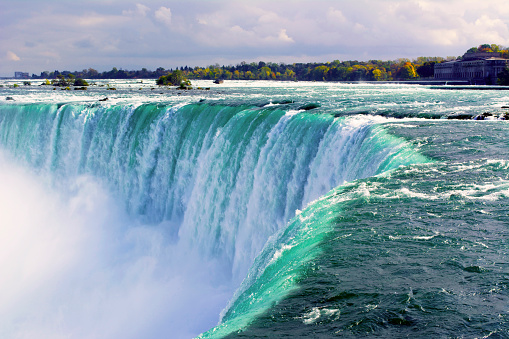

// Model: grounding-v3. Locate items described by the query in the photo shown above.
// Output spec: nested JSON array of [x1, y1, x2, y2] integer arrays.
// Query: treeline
[[30, 44, 508, 82], [182, 58, 444, 82], [31, 58, 443, 82], [465, 43, 509, 57], [32, 67, 168, 80]]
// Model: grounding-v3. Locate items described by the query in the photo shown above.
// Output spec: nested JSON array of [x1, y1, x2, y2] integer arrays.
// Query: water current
[[0, 80, 507, 338]]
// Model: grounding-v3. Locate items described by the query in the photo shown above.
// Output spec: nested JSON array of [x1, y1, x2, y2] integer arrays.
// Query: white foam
[[300, 307, 341, 325]]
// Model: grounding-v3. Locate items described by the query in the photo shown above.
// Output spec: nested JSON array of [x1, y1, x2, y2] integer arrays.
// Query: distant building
[[434, 52, 508, 84], [14, 72, 29, 79]]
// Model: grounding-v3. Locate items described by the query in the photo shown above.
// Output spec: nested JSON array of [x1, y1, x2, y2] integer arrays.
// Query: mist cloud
[[0, 152, 232, 339]]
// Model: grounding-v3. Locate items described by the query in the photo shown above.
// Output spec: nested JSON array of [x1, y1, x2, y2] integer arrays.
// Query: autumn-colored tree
[[397, 62, 418, 79], [32, 43, 508, 83], [490, 44, 502, 53], [478, 44, 493, 53], [258, 66, 272, 79], [372, 69, 383, 81]]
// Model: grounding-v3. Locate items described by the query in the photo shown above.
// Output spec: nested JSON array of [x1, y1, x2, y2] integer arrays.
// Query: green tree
[[416, 62, 436, 78], [497, 67, 509, 85], [54, 74, 71, 86], [74, 78, 89, 86], [283, 68, 296, 80], [245, 71, 255, 79], [258, 66, 272, 79], [311, 65, 329, 81], [466, 47, 478, 54], [157, 70, 190, 87]]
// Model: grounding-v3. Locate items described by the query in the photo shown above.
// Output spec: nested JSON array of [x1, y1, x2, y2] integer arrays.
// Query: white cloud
[[123, 4, 151, 17], [278, 29, 294, 43], [77, 15, 110, 27], [470, 15, 509, 44], [6, 51, 20, 61], [2, 0, 509, 76], [327, 8, 348, 25], [136, 4, 151, 17], [155, 7, 172, 26], [427, 29, 460, 46]]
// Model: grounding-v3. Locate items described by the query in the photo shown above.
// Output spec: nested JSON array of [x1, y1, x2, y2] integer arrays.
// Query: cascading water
[[0, 103, 425, 280], [0, 101, 427, 338], [1, 81, 508, 338]]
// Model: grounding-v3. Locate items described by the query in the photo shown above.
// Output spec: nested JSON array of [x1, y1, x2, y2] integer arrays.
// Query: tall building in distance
[[434, 52, 508, 84], [14, 72, 29, 79]]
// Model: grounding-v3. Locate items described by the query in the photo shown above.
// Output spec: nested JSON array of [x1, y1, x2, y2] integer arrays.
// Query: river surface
[[0, 80, 508, 338]]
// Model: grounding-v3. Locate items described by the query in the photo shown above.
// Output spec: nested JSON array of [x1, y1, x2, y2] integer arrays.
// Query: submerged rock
[[299, 103, 321, 111], [447, 114, 473, 120], [473, 112, 493, 120]]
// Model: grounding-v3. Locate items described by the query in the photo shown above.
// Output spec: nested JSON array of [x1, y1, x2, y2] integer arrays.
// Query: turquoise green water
[[0, 82, 507, 338], [216, 122, 509, 338]]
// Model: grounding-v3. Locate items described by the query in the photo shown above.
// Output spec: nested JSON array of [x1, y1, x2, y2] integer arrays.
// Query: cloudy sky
[[1, 0, 509, 77]]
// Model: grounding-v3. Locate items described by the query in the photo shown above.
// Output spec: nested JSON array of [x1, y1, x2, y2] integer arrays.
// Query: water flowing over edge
[[0, 102, 430, 338]]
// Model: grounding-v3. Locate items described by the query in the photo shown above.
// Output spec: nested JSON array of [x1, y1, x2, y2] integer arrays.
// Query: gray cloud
[[1, 0, 509, 76]]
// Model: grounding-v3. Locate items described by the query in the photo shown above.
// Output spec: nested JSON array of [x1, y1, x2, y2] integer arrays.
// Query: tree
[[416, 62, 436, 78], [466, 47, 478, 54], [157, 70, 190, 87], [283, 68, 296, 81], [491, 44, 502, 53], [497, 67, 509, 85], [87, 68, 99, 77], [53, 74, 71, 86], [311, 65, 329, 81], [478, 44, 493, 53], [372, 68, 383, 81], [398, 62, 418, 79], [74, 78, 89, 86], [258, 66, 272, 79]]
